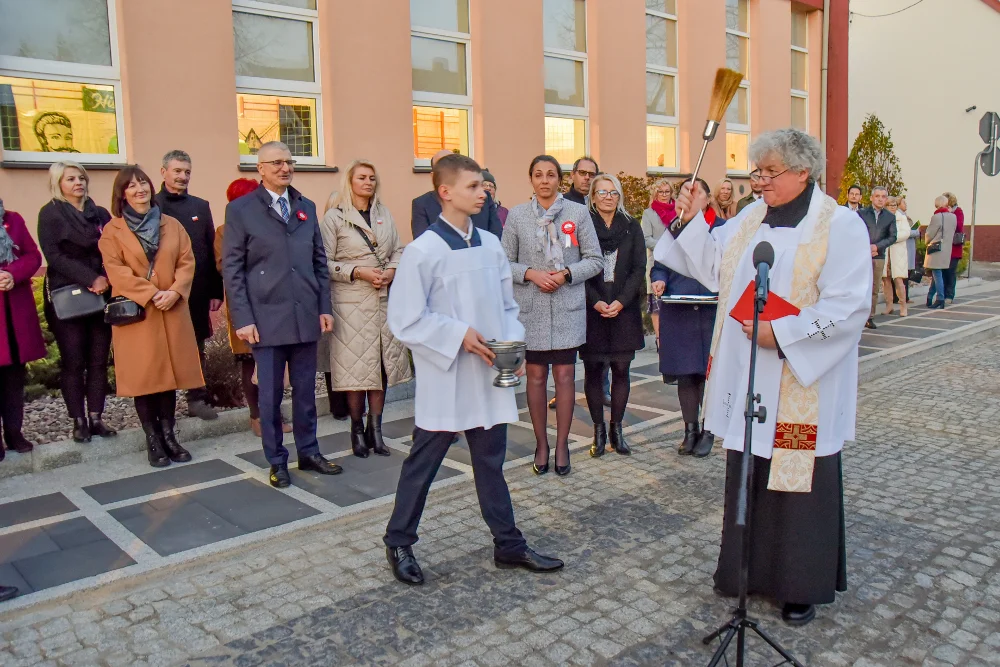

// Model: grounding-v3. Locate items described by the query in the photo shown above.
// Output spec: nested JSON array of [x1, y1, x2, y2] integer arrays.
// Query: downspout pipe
[[821, 0, 831, 192]]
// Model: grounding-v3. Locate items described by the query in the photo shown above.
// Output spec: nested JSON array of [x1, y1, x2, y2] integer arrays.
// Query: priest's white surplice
[[388, 229, 524, 433], [653, 185, 872, 458]]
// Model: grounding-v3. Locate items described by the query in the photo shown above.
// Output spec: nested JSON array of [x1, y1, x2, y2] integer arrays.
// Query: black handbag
[[953, 232, 966, 245], [926, 240, 942, 254], [47, 280, 106, 321], [104, 260, 154, 327]]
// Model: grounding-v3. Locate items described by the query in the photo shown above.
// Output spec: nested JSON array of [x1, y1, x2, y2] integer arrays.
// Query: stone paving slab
[[0, 493, 77, 530]]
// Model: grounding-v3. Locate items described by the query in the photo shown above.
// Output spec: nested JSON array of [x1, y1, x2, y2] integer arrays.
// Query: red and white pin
[[297, 210, 308, 221], [560, 221, 578, 248]]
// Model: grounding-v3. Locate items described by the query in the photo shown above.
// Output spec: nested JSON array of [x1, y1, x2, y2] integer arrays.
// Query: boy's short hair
[[432, 154, 482, 196]]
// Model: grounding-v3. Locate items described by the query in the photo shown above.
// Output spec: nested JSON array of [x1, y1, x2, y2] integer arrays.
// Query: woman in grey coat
[[924, 195, 957, 309], [502, 155, 602, 476]]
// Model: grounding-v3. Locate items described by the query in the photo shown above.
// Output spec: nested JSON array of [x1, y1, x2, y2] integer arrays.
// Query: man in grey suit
[[223, 141, 342, 488], [411, 150, 503, 240], [859, 186, 897, 329]]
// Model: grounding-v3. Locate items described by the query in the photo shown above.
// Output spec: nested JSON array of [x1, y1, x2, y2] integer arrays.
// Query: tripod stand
[[701, 244, 805, 667]]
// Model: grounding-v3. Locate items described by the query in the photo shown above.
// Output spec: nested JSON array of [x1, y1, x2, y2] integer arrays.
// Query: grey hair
[[589, 173, 629, 217], [934, 195, 949, 208], [162, 150, 191, 168], [258, 141, 290, 156], [748, 128, 825, 180], [871, 185, 888, 195]]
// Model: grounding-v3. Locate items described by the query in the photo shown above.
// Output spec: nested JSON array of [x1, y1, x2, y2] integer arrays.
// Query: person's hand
[[373, 268, 396, 289], [870, 244, 878, 258], [604, 300, 623, 318], [675, 182, 710, 223], [0, 271, 13, 292], [514, 361, 526, 378], [462, 327, 495, 366], [319, 314, 334, 333], [526, 269, 559, 293], [594, 300, 610, 314], [89, 276, 109, 294], [651, 280, 666, 297], [236, 323, 260, 344], [152, 290, 181, 311], [547, 270, 568, 290], [356, 267, 384, 286], [209, 299, 223, 312], [742, 320, 777, 349]]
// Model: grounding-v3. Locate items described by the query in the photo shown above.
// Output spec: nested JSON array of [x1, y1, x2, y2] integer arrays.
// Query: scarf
[[650, 199, 676, 227], [591, 208, 631, 255], [934, 207, 950, 215], [714, 188, 737, 219], [532, 194, 566, 270], [0, 199, 14, 266], [123, 204, 161, 260], [761, 181, 813, 228]]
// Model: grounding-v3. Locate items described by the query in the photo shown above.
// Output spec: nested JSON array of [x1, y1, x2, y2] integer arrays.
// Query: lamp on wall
[[966, 106, 978, 113]]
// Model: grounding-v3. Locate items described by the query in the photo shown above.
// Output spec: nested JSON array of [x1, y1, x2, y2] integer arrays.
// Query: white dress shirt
[[264, 187, 291, 220]]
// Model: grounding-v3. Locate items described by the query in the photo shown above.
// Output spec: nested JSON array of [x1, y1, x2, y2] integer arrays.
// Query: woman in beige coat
[[320, 159, 412, 458], [881, 197, 910, 316], [925, 195, 957, 309]]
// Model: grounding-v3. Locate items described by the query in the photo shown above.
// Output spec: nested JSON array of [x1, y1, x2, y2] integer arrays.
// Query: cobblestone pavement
[[1, 333, 1000, 666]]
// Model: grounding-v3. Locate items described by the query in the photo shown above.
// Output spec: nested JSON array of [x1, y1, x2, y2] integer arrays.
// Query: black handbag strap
[[351, 222, 387, 271]]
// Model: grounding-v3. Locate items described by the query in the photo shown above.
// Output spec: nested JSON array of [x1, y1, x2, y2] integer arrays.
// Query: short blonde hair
[[934, 195, 949, 208], [589, 173, 629, 217], [326, 159, 382, 214], [48, 160, 89, 202], [943, 191, 958, 208]]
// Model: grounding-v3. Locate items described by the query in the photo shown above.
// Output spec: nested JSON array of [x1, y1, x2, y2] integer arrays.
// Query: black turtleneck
[[761, 181, 814, 228]]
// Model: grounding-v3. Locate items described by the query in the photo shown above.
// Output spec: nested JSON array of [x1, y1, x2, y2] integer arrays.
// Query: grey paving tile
[[187, 480, 320, 533], [0, 561, 32, 595], [238, 432, 355, 469], [83, 459, 243, 505], [445, 425, 537, 465], [867, 325, 931, 339], [858, 335, 904, 349], [110, 497, 246, 557], [0, 527, 60, 563], [42, 516, 107, 550], [619, 382, 681, 413], [12, 538, 135, 591], [893, 317, 968, 330], [922, 310, 992, 322], [0, 493, 78, 529], [858, 346, 881, 356], [285, 471, 376, 507], [381, 417, 415, 439], [632, 363, 660, 376]]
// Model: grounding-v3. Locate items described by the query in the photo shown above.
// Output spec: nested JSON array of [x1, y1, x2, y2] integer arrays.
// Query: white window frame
[[0, 0, 125, 164], [790, 13, 808, 132], [233, 0, 324, 165], [543, 2, 589, 169], [410, 2, 473, 168], [725, 0, 750, 175], [645, 3, 679, 173]]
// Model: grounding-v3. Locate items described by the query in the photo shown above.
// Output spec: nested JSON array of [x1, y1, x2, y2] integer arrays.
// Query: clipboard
[[660, 295, 719, 305]]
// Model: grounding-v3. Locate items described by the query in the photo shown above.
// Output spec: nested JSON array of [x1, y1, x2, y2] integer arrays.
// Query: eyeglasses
[[575, 170, 597, 178], [749, 169, 789, 184], [595, 189, 621, 199], [261, 159, 297, 168]]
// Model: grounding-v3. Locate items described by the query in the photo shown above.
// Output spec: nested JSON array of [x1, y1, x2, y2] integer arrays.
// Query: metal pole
[[968, 150, 985, 279]]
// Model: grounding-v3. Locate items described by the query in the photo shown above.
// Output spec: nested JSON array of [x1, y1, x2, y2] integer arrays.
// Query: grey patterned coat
[[501, 198, 603, 351]]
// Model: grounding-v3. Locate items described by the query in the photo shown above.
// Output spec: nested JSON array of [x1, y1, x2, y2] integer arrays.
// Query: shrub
[[202, 318, 246, 409]]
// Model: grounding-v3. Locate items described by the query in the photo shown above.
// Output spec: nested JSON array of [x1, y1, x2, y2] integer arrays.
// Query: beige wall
[[0, 0, 825, 245]]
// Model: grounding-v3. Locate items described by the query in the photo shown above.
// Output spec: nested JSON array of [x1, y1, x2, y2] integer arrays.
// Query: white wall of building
[[849, 0, 1000, 227]]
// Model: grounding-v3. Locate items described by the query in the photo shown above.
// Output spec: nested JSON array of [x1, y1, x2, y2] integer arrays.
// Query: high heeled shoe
[[590, 422, 607, 458], [609, 422, 631, 455], [678, 422, 700, 455], [365, 413, 391, 456], [532, 445, 550, 475], [554, 446, 571, 476], [350, 419, 369, 458]]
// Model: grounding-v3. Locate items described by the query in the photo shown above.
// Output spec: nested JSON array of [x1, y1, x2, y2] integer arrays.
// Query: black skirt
[[526, 347, 578, 366], [714, 450, 847, 605]]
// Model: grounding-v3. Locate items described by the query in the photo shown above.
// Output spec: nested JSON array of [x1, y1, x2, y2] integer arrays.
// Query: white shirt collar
[[264, 187, 289, 204], [439, 214, 473, 243], [753, 192, 762, 200]]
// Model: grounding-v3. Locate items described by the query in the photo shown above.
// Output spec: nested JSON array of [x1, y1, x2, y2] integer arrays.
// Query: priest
[[654, 128, 870, 626], [383, 153, 563, 585]]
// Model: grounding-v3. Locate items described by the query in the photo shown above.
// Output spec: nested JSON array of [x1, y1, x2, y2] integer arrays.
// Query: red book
[[728, 281, 801, 324]]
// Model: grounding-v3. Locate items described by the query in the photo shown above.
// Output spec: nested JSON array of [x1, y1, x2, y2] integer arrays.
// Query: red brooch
[[297, 211, 307, 221], [560, 221, 579, 248]]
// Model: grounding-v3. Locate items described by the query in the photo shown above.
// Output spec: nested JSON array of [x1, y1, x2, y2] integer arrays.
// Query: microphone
[[752, 241, 774, 307]]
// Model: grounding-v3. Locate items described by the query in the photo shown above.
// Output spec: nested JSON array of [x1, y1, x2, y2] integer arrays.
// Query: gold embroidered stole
[[706, 194, 836, 493]]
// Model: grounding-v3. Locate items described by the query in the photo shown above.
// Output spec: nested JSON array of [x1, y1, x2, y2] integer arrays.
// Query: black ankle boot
[[159, 418, 191, 463], [590, 422, 607, 458], [142, 421, 170, 468], [88, 413, 117, 438], [609, 422, 631, 455], [678, 422, 700, 455], [693, 429, 715, 458], [351, 419, 368, 458], [366, 413, 390, 456], [72, 418, 91, 443]]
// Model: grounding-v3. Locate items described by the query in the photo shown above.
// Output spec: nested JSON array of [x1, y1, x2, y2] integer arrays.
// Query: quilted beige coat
[[317, 201, 412, 391]]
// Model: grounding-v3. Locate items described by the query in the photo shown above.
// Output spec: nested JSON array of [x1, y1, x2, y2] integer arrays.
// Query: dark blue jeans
[[926, 269, 945, 305]]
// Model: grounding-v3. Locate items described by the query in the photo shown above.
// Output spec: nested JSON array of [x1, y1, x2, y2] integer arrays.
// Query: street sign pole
[[968, 148, 987, 279], [968, 111, 1000, 279]]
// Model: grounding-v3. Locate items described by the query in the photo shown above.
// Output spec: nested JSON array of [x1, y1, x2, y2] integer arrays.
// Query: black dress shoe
[[494, 547, 564, 572], [366, 414, 391, 456], [269, 464, 291, 488], [88, 413, 117, 437], [0, 585, 18, 602], [386, 546, 424, 585], [609, 422, 631, 455], [865, 318, 877, 330], [589, 422, 607, 458], [678, 422, 700, 455], [159, 418, 192, 463], [5, 432, 34, 454], [72, 418, 91, 443], [141, 422, 170, 468], [692, 431, 715, 458], [350, 419, 368, 458], [299, 453, 343, 475], [781, 603, 816, 626]]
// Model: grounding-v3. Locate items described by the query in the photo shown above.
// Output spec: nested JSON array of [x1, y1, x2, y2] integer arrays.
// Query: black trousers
[[186, 338, 209, 403], [134, 391, 176, 423], [44, 307, 111, 418], [0, 363, 26, 440], [252, 342, 320, 466], [384, 424, 526, 556], [944, 256, 961, 300]]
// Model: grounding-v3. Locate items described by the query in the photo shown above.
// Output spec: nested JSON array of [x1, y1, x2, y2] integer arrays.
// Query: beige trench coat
[[317, 201, 412, 391]]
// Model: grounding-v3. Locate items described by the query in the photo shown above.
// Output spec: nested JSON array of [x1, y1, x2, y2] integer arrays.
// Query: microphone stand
[[701, 267, 805, 667]]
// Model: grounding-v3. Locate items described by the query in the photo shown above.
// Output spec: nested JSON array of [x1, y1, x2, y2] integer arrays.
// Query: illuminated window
[[411, 0, 472, 165], [646, 0, 678, 171], [544, 0, 587, 165], [791, 11, 809, 131], [0, 0, 123, 162], [233, 0, 322, 164], [725, 0, 750, 173]]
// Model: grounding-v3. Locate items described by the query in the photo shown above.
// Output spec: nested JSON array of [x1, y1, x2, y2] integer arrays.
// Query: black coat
[[37, 198, 111, 295], [581, 210, 646, 358], [859, 206, 897, 259], [222, 184, 331, 348], [155, 185, 223, 341], [410, 190, 503, 240]]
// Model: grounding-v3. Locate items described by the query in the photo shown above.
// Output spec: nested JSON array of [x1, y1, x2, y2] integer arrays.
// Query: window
[[645, 0, 678, 171], [543, 0, 588, 166], [725, 0, 750, 172], [791, 11, 808, 131], [0, 0, 123, 163], [233, 0, 323, 165], [411, 0, 472, 165]]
